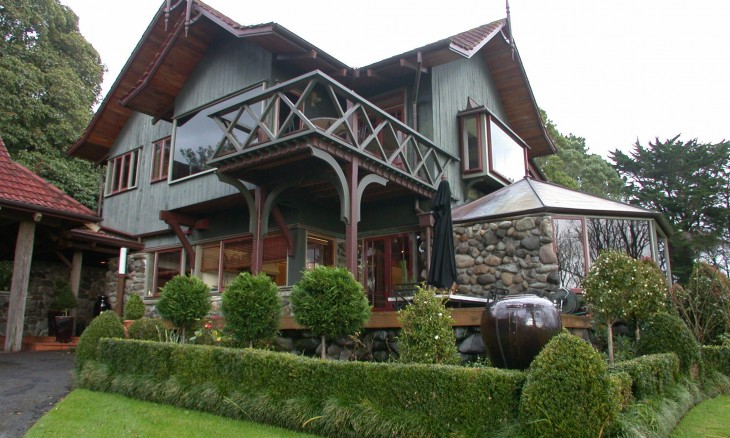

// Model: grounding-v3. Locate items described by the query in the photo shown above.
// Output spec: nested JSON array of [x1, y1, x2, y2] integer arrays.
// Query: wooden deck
[[281, 309, 592, 330], [0, 336, 79, 352]]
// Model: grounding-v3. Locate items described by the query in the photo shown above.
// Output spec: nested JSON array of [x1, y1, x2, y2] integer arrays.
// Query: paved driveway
[[0, 351, 75, 438]]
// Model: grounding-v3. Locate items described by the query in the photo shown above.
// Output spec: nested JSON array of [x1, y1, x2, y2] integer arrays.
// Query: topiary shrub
[[75, 311, 125, 368], [398, 284, 459, 365], [637, 312, 700, 375], [519, 332, 618, 438], [291, 266, 371, 359], [156, 275, 210, 342], [221, 272, 281, 348], [124, 293, 146, 320], [52, 280, 78, 315], [127, 317, 165, 341]]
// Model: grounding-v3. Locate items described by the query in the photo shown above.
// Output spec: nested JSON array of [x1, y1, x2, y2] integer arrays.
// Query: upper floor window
[[150, 137, 171, 182], [105, 148, 140, 195], [171, 83, 264, 181], [458, 102, 527, 183]]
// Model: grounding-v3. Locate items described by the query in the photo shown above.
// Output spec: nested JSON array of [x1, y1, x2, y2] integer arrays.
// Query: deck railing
[[206, 70, 458, 190]]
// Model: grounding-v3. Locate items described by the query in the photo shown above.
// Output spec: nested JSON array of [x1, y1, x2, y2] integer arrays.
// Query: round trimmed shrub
[[291, 266, 371, 359], [156, 275, 210, 341], [124, 293, 146, 320], [76, 311, 125, 368], [222, 272, 281, 347], [637, 312, 700, 374], [127, 317, 165, 341], [519, 332, 617, 438], [398, 285, 459, 365]]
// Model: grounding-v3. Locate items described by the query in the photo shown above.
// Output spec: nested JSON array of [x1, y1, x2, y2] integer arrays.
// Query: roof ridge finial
[[505, 0, 515, 60]]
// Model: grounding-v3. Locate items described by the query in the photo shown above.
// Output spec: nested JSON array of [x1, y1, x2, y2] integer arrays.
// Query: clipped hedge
[[637, 313, 700, 374], [127, 317, 165, 341], [610, 353, 679, 400], [75, 311, 125, 368], [701, 345, 730, 376], [78, 339, 525, 438]]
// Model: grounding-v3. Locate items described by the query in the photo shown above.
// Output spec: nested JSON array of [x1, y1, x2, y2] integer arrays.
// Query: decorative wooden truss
[[207, 70, 458, 193]]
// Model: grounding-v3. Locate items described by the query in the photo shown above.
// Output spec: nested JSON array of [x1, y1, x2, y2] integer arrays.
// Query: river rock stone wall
[[104, 252, 149, 315], [454, 215, 560, 297]]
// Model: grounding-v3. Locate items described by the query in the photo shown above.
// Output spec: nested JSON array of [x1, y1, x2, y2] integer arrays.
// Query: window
[[150, 137, 171, 182], [105, 149, 140, 195], [458, 106, 527, 182], [306, 235, 335, 270], [152, 249, 183, 295], [171, 84, 264, 181]]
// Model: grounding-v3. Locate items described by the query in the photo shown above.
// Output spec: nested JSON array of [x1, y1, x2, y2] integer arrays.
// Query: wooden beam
[[159, 210, 202, 269], [271, 207, 293, 256], [275, 49, 317, 62], [55, 251, 72, 268], [4, 221, 36, 352], [399, 56, 428, 73]]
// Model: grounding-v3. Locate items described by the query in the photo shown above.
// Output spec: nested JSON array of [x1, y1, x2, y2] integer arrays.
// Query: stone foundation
[[454, 215, 560, 297]]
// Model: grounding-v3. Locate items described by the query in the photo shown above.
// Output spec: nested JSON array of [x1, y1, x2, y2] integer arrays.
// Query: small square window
[[151, 137, 171, 182], [105, 149, 140, 195]]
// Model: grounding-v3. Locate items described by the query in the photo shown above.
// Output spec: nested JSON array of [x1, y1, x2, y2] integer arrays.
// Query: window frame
[[150, 136, 171, 183], [151, 247, 184, 296], [460, 113, 484, 173], [105, 147, 141, 196]]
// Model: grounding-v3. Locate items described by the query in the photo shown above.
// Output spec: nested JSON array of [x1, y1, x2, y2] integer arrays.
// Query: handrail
[[206, 70, 458, 190]]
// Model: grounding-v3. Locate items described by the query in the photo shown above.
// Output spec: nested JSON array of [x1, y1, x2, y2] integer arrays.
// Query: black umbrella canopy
[[427, 179, 457, 289]]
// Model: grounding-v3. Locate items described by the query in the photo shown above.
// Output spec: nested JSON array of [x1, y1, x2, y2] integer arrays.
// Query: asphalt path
[[0, 351, 75, 438]]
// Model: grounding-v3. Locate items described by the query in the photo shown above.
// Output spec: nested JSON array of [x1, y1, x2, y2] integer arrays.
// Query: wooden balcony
[[207, 70, 458, 197]]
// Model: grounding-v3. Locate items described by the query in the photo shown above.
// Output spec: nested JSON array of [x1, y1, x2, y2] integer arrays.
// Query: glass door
[[363, 234, 412, 310]]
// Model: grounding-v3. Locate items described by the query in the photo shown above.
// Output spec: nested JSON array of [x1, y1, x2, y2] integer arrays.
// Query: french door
[[363, 234, 412, 310]]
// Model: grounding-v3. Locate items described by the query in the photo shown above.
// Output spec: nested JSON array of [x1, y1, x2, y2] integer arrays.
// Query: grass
[[671, 395, 730, 437], [25, 389, 320, 438]]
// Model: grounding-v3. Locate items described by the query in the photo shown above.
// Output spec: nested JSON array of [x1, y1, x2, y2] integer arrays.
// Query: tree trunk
[[635, 323, 641, 342], [607, 322, 615, 365], [321, 335, 326, 360]]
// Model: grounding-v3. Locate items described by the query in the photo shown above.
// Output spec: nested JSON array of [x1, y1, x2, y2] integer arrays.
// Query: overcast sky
[[60, 0, 730, 159]]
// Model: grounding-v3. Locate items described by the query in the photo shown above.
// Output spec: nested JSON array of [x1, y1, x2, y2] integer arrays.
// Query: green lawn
[[25, 389, 319, 438], [671, 395, 730, 438]]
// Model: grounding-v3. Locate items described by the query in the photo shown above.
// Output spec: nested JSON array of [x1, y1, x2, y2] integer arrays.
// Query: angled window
[[152, 248, 183, 295], [150, 137, 171, 182], [105, 148, 140, 195], [461, 114, 483, 172]]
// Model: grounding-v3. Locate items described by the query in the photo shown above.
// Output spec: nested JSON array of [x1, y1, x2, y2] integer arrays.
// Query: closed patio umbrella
[[427, 179, 457, 290]]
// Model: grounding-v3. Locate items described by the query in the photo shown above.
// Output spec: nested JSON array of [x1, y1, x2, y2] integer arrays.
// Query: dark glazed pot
[[480, 294, 562, 370], [54, 315, 75, 343], [93, 295, 111, 317]]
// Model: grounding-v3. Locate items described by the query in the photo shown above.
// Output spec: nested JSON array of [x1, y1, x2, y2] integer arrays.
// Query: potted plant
[[52, 280, 78, 343], [123, 293, 146, 334]]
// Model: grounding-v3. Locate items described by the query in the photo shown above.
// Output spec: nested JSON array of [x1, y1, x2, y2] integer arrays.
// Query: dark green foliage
[[519, 333, 618, 438], [127, 317, 165, 341], [124, 294, 146, 320], [0, 260, 12, 290], [701, 345, 730, 376], [75, 311, 125, 368], [0, 0, 104, 210], [607, 371, 633, 411], [537, 112, 624, 199], [398, 285, 459, 365], [611, 136, 730, 281], [221, 272, 281, 347], [79, 339, 525, 437], [637, 313, 701, 375], [156, 275, 210, 341], [672, 262, 730, 344], [610, 353, 679, 400], [290, 266, 370, 358], [52, 280, 77, 314]]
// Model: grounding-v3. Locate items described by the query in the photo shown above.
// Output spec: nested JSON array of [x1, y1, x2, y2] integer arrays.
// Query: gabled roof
[[70, 1, 554, 162], [452, 178, 672, 234], [0, 138, 99, 223]]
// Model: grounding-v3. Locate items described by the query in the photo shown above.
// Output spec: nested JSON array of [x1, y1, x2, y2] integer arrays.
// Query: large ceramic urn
[[480, 294, 562, 370]]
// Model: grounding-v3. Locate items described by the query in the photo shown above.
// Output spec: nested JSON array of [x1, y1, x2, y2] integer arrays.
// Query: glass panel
[[155, 250, 181, 294], [586, 218, 651, 262], [306, 236, 333, 270], [463, 116, 480, 170], [262, 235, 287, 286], [365, 239, 386, 308], [172, 86, 263, 180], [554, 218, 586, 289], [489, 119, 526, 182], [391, 235, 411, 285], [200, 243, 221, 291], [657, 232, 668, 278], [221, 240, 252, 290], [151, 138, 170, 181]]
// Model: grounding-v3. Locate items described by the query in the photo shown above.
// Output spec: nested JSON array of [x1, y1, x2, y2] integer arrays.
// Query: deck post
[[344, 159, 359, 274], [251, 186, 264, 274], [4, 221, 36, 352]]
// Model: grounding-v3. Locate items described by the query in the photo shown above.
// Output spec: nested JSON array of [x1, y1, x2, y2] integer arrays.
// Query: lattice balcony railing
[[206, 70, 458, 190]]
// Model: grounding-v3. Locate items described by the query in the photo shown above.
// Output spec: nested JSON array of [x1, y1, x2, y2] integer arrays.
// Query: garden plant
[[127, 317, 166, 341], [398, 284, 459, 364], [671, 262, 730, 344], [156, 275, 211, 343], [221, 272, 282, 347], [75, 310, 125, 368], [124, 293, 145, 321]]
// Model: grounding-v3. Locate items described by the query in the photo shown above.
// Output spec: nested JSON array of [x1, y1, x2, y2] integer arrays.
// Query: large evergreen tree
[[0, 0, 104, 209], [538, 112, 624, 199], [611, 136, 730, 280]]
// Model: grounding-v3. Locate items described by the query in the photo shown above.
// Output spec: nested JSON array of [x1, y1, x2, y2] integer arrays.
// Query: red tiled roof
[[0, 138, 99, 221], [449, 20, 506, 55]]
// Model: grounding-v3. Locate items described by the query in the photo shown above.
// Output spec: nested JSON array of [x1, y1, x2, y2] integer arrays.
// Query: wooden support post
[[4, 221, 36, 352], [70, 251, 82, 333], [116, 248, 127, 316], [251, 187, 264, 274], [344, 159, 359, 274]]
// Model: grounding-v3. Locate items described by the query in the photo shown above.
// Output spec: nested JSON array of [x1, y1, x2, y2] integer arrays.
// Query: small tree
[[671, 262, 730, 344], [222, 272, 282, 348], [124, 293, 146, 320], [290, 266, 371, 359], [156, 275, 210, 343], [53, 280, 78, 316], [625, 258, 668, 340], [398, 285, 459, 365]]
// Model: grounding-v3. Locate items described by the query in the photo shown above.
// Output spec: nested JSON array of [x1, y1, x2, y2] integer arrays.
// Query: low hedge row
[[610, 353, 679, 400], [701, 345, 730, 376], [78, 339, 525, 437]]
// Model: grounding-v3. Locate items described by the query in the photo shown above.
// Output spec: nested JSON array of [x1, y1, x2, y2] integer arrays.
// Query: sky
[[60, 0, 730, 160]]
